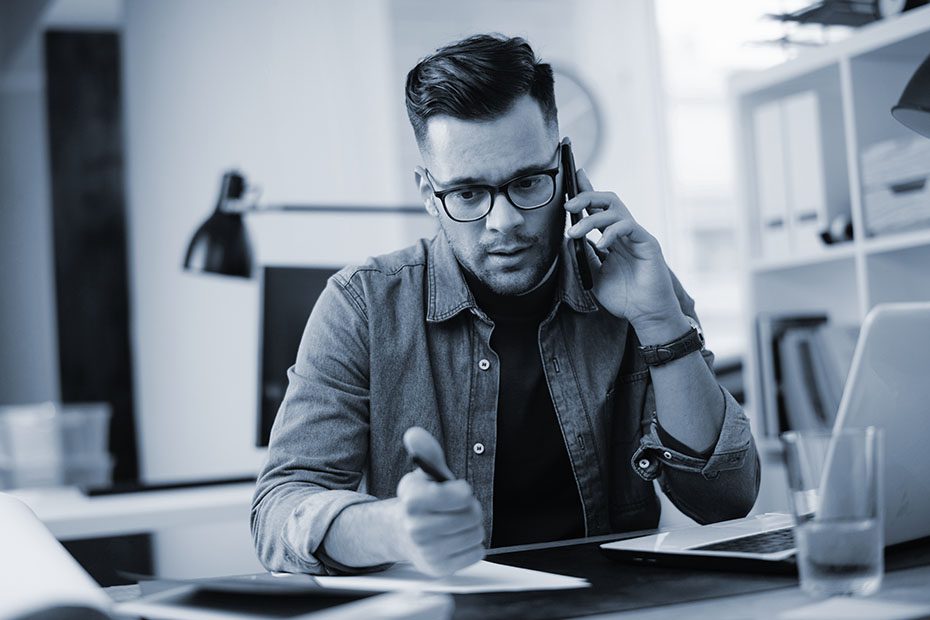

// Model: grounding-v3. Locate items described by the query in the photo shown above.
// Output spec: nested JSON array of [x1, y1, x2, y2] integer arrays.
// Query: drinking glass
[[780, 427, 884, 597]]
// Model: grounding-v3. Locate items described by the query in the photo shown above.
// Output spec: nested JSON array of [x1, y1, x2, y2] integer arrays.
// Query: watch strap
[[638, 326, 704, 367]]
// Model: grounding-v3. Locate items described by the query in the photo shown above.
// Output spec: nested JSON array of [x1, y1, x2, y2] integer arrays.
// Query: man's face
[[416, 96, 564, 296]]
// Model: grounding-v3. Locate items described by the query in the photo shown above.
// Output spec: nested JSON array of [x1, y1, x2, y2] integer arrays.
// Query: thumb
[[403, 426, 454, 480]]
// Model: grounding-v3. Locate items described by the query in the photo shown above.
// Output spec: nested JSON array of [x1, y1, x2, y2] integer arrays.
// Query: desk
[[106, 533, 930, 619], [10, 483, 254, 541]]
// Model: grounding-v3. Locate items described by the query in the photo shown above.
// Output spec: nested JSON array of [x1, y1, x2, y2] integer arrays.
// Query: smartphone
[[561, 138, 594, 290]]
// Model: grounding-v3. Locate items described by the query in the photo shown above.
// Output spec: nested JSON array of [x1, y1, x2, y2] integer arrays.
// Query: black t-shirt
[[461, 261, 586, 547]]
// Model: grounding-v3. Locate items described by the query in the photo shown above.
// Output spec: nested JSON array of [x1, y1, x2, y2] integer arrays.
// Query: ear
[[414, 166, 440, 217]]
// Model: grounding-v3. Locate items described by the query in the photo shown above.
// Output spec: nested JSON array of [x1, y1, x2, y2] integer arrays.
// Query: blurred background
[[2, 0, 929, 587]]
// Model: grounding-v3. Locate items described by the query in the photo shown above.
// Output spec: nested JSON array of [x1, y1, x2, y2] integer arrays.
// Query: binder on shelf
[[753, 101, 791, 261], [783, 91, 829, 256], [756, 313, 826, 436], [755, 313, 858, 437], [751, 90, 846, 261]]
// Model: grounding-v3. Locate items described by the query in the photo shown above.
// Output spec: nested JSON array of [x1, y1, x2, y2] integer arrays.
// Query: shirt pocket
[[606, 376, 660, 527], [610, 370, 651, 444]]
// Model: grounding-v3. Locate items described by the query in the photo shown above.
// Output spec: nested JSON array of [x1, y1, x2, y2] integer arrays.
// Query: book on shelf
[[755, 313, 858, 437]]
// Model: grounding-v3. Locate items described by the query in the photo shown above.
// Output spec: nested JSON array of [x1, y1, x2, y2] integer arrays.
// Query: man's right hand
[[394, 469, 485, 577]]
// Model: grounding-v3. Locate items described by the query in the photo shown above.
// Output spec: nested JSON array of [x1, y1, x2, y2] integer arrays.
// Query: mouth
[[487, 245, 531, 257], [486, 245, 531, 268]]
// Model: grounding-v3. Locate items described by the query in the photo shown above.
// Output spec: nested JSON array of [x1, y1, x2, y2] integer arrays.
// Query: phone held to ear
[[560, 137, 594, 290]]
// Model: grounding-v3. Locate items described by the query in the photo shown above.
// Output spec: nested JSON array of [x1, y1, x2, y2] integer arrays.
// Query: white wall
[[0, 2, 61, 406], [122, 0, 421, 482], [122, 0, 673, 485], [388, 0, 672, 243]]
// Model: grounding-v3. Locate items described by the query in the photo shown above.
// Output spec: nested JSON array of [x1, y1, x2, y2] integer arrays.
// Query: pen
[[403, 426, 452, 482], [411, 454, 450, 483]]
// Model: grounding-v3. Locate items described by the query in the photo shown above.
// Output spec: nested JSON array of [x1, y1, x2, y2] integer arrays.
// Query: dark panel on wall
[[258, 267, 341, 447], [44, 31, 138, 482]]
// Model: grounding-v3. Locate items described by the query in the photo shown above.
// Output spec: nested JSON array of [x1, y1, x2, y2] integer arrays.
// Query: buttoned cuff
[[283, 489, 386, 575], [631, 386, 752, 482]]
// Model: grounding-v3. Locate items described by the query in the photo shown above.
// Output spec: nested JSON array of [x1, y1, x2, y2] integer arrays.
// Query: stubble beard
[[442, 209, 564, 297]]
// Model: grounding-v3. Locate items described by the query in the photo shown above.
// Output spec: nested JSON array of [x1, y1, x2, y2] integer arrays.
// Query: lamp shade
[[892, 52, 930, 139], [183, 171, 253, 278]]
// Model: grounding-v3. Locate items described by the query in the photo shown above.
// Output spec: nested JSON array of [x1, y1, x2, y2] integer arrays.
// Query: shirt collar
[[426, 233, 599, 323]]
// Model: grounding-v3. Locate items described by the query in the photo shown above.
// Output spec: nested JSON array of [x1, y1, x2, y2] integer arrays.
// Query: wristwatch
[[638, 317, 705, 367]]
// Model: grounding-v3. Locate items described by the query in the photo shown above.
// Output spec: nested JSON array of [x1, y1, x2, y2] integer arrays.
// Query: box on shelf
[[861, 137, 930, 236], [0, 402, 114, 490]]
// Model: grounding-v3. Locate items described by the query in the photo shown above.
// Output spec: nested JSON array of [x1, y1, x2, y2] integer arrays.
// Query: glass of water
[[780, 427, 884, 597]]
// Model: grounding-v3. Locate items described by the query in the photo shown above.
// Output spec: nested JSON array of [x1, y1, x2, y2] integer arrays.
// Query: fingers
[[563, 191, 621, 214], [408, 507, 483, 543], [395, 471, 485, 577], [398, 473, 478, 514], [576, 168, 594, 192], [597, 219, 653, 250], [567, 209, 621, 237], [408, 517, 484, 553], [417, 542, 486, 578]]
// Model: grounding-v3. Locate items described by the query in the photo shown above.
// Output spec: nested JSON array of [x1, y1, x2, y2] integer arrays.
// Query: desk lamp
[[892, 52, 930, 138], [183, 170, 425, 278], [183, 171, 252, 278]]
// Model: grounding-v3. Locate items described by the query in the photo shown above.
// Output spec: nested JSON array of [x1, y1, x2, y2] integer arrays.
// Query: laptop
[[601, 302, 930, 572]]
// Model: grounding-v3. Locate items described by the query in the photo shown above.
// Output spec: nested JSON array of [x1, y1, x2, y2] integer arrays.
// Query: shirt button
[[473, 442, 485, 455], [638, 458, 650, 470], [478, 359, 491, 371], [663, 451, 672, 460]]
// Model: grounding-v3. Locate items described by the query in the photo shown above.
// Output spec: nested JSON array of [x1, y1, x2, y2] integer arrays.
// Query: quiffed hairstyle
[[405, 34, 558, 147]]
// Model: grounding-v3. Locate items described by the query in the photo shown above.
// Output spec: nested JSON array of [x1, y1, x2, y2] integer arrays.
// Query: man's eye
[[451, 189, 483, 203], [514, 177, 542, 190]]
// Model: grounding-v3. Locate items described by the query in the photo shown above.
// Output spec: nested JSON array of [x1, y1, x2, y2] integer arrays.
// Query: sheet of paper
[[0, 493, 112, 618], [314, 560, 589, 594]]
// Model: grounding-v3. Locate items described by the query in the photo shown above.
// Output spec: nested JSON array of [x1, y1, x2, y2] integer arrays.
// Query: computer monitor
[[257, 266, 341, 447]]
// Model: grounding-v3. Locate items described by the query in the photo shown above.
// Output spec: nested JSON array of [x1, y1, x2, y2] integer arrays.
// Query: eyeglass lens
[[444, 173, 555, 221]]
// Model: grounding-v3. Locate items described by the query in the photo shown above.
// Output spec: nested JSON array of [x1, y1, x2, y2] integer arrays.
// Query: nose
[[484, 192, 524, 234]]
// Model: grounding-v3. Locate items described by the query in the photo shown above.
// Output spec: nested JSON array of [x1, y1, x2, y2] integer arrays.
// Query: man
[[251, 34, 759, 578]]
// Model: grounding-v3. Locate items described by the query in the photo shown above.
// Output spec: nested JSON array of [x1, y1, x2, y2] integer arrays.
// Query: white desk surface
[[9, 482, 255, 541]]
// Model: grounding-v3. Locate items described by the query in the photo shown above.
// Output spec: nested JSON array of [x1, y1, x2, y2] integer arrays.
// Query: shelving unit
[[731, 5, 930, 444]]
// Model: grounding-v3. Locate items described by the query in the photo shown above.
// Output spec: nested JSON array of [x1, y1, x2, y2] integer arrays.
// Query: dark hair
[[405, 34, 557, 147]]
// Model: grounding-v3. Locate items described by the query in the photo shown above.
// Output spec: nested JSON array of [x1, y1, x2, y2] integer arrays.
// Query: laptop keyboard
[[692, 527, 795, 554]]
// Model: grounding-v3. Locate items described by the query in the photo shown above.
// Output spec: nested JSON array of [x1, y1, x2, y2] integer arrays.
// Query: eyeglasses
[[425, 146, 561, 223]]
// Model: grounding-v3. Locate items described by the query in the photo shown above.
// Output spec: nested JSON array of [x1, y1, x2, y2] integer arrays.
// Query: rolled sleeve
[[632, 385, 753, 481], [628, 349, 761, 524], [253, 486, 381, 574], [251, 274, 385, 575]]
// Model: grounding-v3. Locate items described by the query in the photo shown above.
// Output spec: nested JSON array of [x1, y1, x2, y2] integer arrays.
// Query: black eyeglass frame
[[425, 148, 562, 223]]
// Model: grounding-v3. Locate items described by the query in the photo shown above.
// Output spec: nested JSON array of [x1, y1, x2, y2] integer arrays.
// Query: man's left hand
[[564, 170, 681, 330]]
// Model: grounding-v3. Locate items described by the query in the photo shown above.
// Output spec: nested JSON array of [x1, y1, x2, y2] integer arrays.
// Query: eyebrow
[[436, 160, 555, 189]]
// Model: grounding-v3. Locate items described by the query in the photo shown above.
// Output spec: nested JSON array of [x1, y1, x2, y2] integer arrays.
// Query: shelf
[[863, 227, 930, 256], [729, 4, 930, 96], [9, 483, 255, 541], [735, 6, 930, 441], [750, 243, 856, 273]]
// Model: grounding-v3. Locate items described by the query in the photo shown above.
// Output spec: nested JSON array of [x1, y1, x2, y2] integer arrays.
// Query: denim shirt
[[251, 233, 760, 575]]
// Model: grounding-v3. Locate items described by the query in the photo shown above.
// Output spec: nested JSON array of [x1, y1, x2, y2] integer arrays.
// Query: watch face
[[687, 317, 705, 346]]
